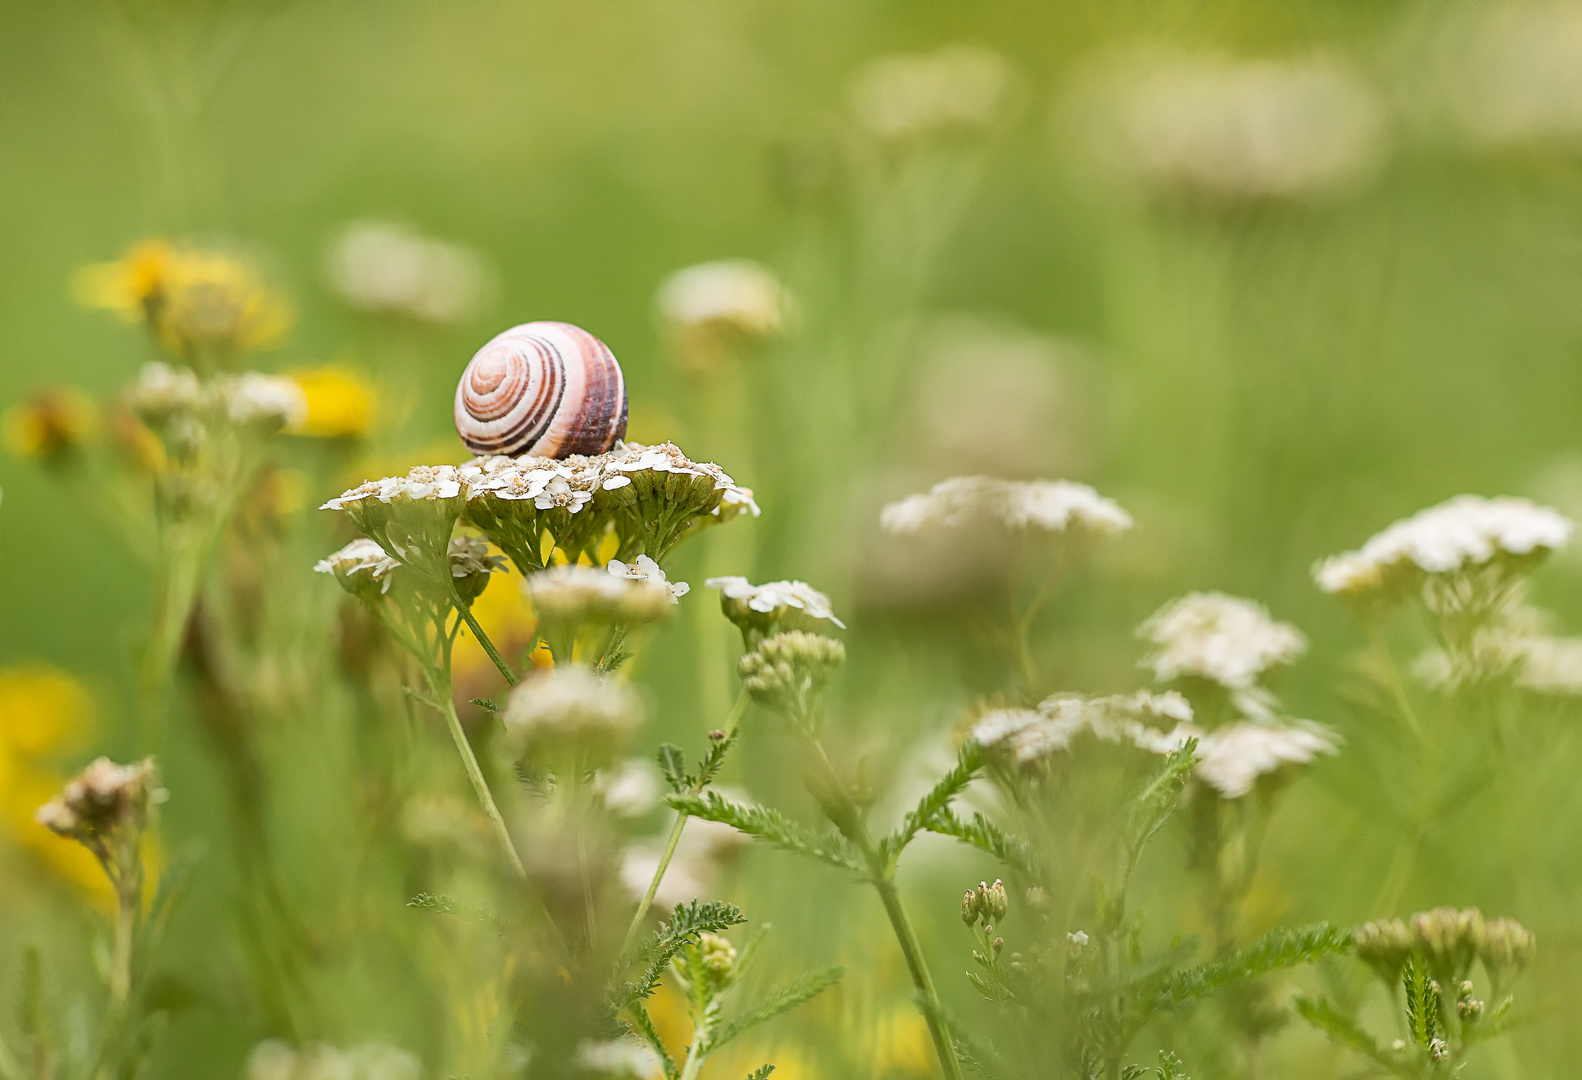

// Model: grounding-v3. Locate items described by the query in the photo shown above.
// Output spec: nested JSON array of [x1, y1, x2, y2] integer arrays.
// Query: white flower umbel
[[575, 1039, 663, 1078], [1140, 592, 1307, 690], [246, 1040, 421, 1080], [1314, 495, 1572, 601], [880, 476, 1132, 537], [127, 362, 203, 421], [1193, 720, 1340, 798], [1433, 3, 1582, 151], [314, 537, 399, 598], [707, 575, 846, 642], [656, 259, 791, 338], [595, 759, 662, 818], [447, 534, 505, 604], [1070, 48, 1386, 201], [221, 372, 308, 429], [974, 691, 1195, 765], [851, 46, 1013, 139], [608, 553, 689, 603], [326, 220, 493, 324], [503, 664, 644, 764]]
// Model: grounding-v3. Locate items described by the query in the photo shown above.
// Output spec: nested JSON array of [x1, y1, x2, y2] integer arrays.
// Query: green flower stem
[[677, 1021, 710, 1080], [620, 689, 750, 954], [453, 587, 518, 686], [430, 668, 525, 878], [806, 739, 964, 1080]]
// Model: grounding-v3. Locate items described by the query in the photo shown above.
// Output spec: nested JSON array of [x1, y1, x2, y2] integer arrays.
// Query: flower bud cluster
[[738, 631, 846, 726], [35, 757, 163, 866], [697, 931, 738, 979], [129, 362, 307, 431], [1354, 907, 1534, 989], [314, 538, 400, 602], [961, 879, 1009, 927]]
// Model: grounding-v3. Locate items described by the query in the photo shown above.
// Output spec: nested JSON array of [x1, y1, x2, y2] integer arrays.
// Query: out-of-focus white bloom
[[503, 665, 643, 753], [1434, 2, 1582, 149], [880, 476, 1132, 537], [326, 220, 493, 323], [656, 259, 791, 337], [1314, 495, 1572, 598], [851, 46, 1013, 139], [608, 554, 689, 603], [1515, 635, 1582, 695], [1139, 592, 1306, 690], [595, 759, 662, 817], [706, 576, 846, 629], [246, 1040, 420, 1080], [575, 1040, 662, 1079], [224, 372, 308, 428], [314, 538, 399, 594], [127, 362, 203, 419], [974, 691, 1194, 764], [321, 464, 467, 509], [528, 564, 673, 626], [1192, 720, 1340, 798], [620, 803, 748, 910], [1068, 930, 1090, 947], [1071, 48, 1386, 201]]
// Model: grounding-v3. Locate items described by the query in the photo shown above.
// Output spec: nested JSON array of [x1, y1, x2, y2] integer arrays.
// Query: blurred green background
[[5, 1, 1582, 1076]]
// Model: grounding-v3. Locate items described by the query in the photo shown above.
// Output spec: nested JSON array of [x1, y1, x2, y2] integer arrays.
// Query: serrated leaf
[[615, 901, 748, 1008], [468, 697, 499, 713], [1150, 923, 1350, 1015], [923, 807, 1042, 882], [627, 1002, 679, 1080], [1154, 1050, 1189, 1080], [658, 744, 689, 793], [742, 1067, 775, 1080], [703, 966, 844, 1053], [883, 742, 982, 863], [667, 792, 864, 873], [1293, 995, 1407, 1075]]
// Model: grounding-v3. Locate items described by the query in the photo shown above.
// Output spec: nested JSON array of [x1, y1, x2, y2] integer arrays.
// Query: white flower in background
[[326, 220, 493, 323], [620, 808, 748, 910], [1435, 2, 1582, 149], [528, 564, 673, 626], [1139, 592, 1306, 690], [969, 707, 1042, 748], [1314, 495, 1572, 598], [608, 554, 690, 602], [1515, 634, 1582, 695], [127, 362, 203, 420], [976, 691, 1194, 764], [1071, 48, 1386, 200], [246, 1040, 420, 1080], [575, 1039, 663, 1078], [314, 538, 399, 594], [851, 46, 1013, 139], [705, 575, 846, 628], [223, 372, 308, 428], [1192, 720, 1340, 798], [880, 476, 1132, 537], [656, 259, 791, 337], [503, 665, 644, 753], [595, 759, 662, 817]]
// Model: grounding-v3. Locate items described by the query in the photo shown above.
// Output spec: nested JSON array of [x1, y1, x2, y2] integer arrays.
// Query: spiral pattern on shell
[[454, 321, 628, 458]]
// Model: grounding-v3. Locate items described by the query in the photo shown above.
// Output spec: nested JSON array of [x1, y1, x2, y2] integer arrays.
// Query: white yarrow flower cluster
[[503, 665, 644, 753], [447, 534, 505, 579], [880, 476, 1132, 537], [1072, 49, 1386, 200], [1434, 3, 1582, 150], [595, 759, 663, 818], [1314, 495, 1572, 598], [246, 1040, 421, 1080], [1140, 592, 1306, 690], [326, 220, 492, 324], [574, 1039, 663, 1079], [128, 362, 306, 429], [223, 372, 309, 427], [656, 259, 791, 337], [851, 46, 1013, 139], [608, 554, 689, 602], [706, 576, 846, 629], [1191, 720, 1340, 798], [314, 538, 399, 594], [321, 464, 467, 510], [971, 691, 1195, 765]]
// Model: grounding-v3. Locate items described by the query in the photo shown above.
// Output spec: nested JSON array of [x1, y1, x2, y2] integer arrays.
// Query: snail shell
[[454, 321, 628, 458]]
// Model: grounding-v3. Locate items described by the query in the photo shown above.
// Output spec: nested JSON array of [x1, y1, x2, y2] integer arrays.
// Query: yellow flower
[[0, 664, 111, 899], [286, 366, 377, 439], [2, 387, 98, 462], [73, 239, 292, 356], [867, 1008, 934, 1076]]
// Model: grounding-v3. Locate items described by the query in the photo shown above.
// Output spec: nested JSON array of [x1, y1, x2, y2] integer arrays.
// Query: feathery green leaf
[[884, 742, 983, 862], [704, 966, 845, 1052], [923, 807, 1042, 881], [667, 792, 864, 873], [1151, 923, 1350, 1014], [616, 900, 748, 1008]]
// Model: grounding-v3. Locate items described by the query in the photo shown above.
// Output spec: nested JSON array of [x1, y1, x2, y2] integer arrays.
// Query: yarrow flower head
[[574, 1039, 663, 1079], [656, 259, 792, 342], [1139, 592, 1307, 691], [706, 575, 844, 644], [36, 757, 163, 873], [503, 664, 644, 764], [314, 538, 400, 601], [457, 441, 759, 574], [971, 691, 1194, 766], [127, 362, 307, 432], [325, 220, 492, 324], [526, 564, 676, 643], [1354, 907, 1531, 991], [321, 464, 469, 585], [1190, 720, 1339, 798], [881, 476, 1132, 538], [850, 46, 1013, 140], [739, 631, 847, 728]]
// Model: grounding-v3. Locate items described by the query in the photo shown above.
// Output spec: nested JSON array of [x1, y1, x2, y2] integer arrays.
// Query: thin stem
[[454, 590, 518, 686], [431, 669, 526, 878], [619, 689, 751, 952], [677, 1023, 709, 1080], [110, 885, 137, 1008]]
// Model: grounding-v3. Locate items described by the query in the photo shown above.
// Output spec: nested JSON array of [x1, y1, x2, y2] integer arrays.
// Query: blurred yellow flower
[[73, 239, 292, 356], [2, 386, 98, 462], [0, 664, 111, 899], [286, 366, 377, 439], [867, 1007, 933, 1076]]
